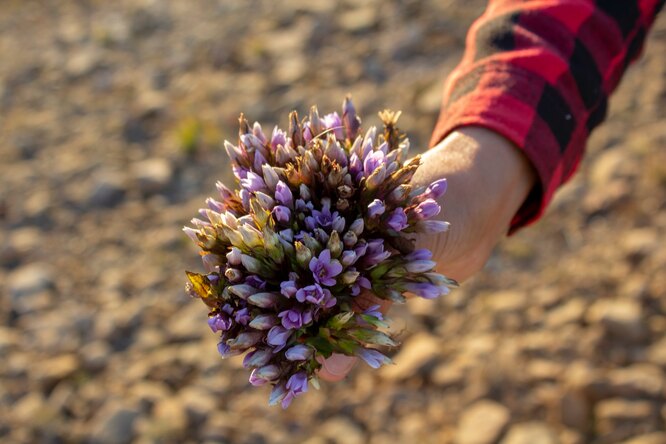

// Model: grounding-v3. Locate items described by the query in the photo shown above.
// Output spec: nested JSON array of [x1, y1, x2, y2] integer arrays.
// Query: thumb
[[317, 354, 358, 382]]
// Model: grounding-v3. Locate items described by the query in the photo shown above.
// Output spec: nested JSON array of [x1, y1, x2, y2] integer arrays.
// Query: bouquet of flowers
[[184, 97, 455, 408]]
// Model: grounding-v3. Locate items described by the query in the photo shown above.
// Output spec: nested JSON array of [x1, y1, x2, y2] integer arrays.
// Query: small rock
[[646, 336, 666, 367], [455, 399, 511, 444], [177, 386, 217, 426], [558, 389, 591, 432], [319, 417, 365, 444], [546, 299, 586, 327], [595, 399, 658, 443], [80, 340, 112, 372], [9, 262, 55, 306], [90, 402, 140, 444], [143, 396, 189, 440], [483, 291, 527, 314], [606, 364, 665, 399], [623, 432, 666, 444], [338, 7, 378, 33], [132, 158, 173, 195], [586, 299, 646, 342], [380, 332, 441, 381], [88, 171, 127, 208], [500, 422, 558, 444], [622, 228, 659, 265], [32, 354, 79, 389], [416, 81, 443, 115], [65, 47, 100, 78]]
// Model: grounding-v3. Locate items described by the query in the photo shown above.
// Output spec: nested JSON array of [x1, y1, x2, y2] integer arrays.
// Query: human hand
[[318, 126, 536, 381]]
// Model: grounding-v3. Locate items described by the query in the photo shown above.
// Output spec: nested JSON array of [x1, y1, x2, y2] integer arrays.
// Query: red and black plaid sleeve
[[430, 0, 665, 232]]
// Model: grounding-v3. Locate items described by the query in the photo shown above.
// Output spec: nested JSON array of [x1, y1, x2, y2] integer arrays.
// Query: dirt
[[1, 1, 665, 443]]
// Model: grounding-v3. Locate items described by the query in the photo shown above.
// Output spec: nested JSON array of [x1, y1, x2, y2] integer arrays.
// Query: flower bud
[[254, 191, 275, 210], [227, 332, 263, 349], [295, 241, 313, 268], [241, 254, 264, 274], [342, 96, 361, 140], [285, 345, 314, 361], [404, 260, 436, 273], [247, 292, 280, 308], [243, 348, 272, 368], [367, 199, 385, 217], [224, 268, 243, 283], [343, 230, 357, 248], [340, 250, 357, 266], [227, 247, 242, 265], [227, 284, 256, 299], [326, 231, 343, 258], [301, 233, 322, 252], [349, 218, 364, 236], [275, 181, 294, 208], [413, 199, 440, 220], [340, 270, 360, 285], [299, 183, 311, 201], [239, 225, 263, 249], [249, 364, 281, 386], [249, 314, 279, 330], [416, 220, 450, 233]]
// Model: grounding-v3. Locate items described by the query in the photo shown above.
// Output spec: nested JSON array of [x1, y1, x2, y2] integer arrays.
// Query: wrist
[[411, 126, 536, 280]]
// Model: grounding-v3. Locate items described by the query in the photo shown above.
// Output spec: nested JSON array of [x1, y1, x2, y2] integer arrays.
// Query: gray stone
[[9, 263, 55, 302], [88, 171, 127, 208], [455, 400, 511, 444], [90, 402, 140, 444], [132, 158, 173, 195], [500, 422, 558, 444]]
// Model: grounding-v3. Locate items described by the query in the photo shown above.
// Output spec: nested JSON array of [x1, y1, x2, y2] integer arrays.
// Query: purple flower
[[309, 249, 343, 286], [267, 326, 291, 349], [253, 151, 268, 174], [270, 127, 287, 151], [275, 181, 293, 208], [349, 153, 363, 180], [322, 112, 344, 140], [367, 199, 385, 217], [386, 207, 408, 231], [278, 309, 313, 329], [234, 308, 251, 325], [355, 348, 391, 369], [424, 178, 447, 199], [360, 239, 391, 268], [363, 150, 385, 177], [272, 205, 291, 225], [403, 282, 442, 299], [217, 341, 236, 358], [245, 275, 267, 290], [342, 96, 361, 140], [208, 313, 233, 332], [282, 371, 308, 408], [295, 283, 336, 308], [405, 249, 432, 261], [351, 276, 371, 296], [280, 280, 298, 298], [413, 199, 440, 219], [362, 304, 384, 321], [285, 344, 314, 361], [240, 171, 266, 192], [310, 200, 345, 232]]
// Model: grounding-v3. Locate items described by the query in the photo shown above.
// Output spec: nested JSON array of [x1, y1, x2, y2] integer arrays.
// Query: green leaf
[[348, 329, 397, 347], [327, 311, 355, 330]]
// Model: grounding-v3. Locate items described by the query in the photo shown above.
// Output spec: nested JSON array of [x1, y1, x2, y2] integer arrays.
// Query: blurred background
[[1, 1, 665, 443]]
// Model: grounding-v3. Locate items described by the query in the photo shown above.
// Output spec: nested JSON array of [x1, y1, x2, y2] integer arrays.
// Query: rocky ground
[[1, 1, 665, 443]]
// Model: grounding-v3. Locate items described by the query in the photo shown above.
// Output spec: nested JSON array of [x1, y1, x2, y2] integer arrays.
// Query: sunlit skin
[[319, 126, 536, 381]]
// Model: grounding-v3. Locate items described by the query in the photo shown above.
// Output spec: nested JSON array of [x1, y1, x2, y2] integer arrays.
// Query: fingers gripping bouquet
[[184, 97, 456, 408]]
